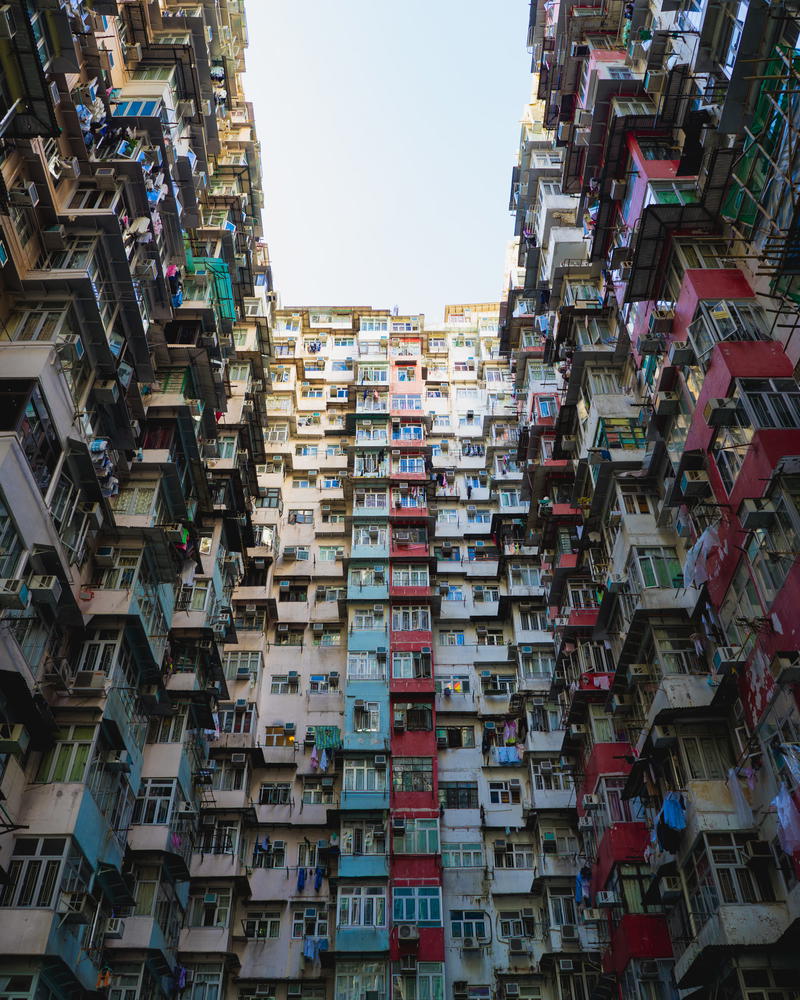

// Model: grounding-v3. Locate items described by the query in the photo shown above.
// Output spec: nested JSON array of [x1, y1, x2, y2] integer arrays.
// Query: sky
[[242, 0, 533, 324]]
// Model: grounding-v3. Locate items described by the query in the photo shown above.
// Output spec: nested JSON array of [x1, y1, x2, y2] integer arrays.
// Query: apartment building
[[500, 0, 800, 998]]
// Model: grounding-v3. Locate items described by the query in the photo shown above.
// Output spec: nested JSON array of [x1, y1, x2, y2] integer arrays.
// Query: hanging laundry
[[727, 768, 754, 828], [310, 746, 319, 770], [297, 866, 306, 892], [773, 784, 800, 854], [303, 935, 315, 959], [320, 749, 329, 772], [662, 791, 687, 831], [314, 866, 325, 891]]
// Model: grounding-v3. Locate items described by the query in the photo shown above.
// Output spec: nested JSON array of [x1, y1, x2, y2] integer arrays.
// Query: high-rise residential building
[[1, 1, 800, 1000], [500, 1, 800, 999]]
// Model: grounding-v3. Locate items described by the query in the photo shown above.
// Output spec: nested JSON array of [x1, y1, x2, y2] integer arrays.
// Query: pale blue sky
[[243, 1, 532, 322]]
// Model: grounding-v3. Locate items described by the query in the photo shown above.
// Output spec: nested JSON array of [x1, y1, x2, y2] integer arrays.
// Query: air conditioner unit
[[559, 959, 575, 971], [397, 923, 419, 942], [94, 380, 119, 404], [234, 698, 248, 711], [203, 892, 218, 904], [80, 502, 103, 530], [739, 498, 778, 531], [0, 4, 17, 39], [236, 666, 252, 679], [610, 693, 632, 714], [712, 644, 748, 675], [508, 937, 525, 953], [595, 891, 619, 907], [0, 724, 30, 756], [571, 43, 590, 58], [628, 663, 652, 682], [574, 128, 590, 147], [652, 725, 677, 749], [10, 182, 39, 207], [656, 391, 681, 417], [42, 224, 67, 250], [658, 875, 682, 902], [582, 794, 600, 811], [640, 960, 660, 978], [0, 579, 29, 609], [606, 574, 626, 593], [681, 469, 711, 499], [461, 936, 480, 950], [59, 891, 93, 923], [312, 622, 325, 632], [392, 816, 406, 831], [104, 917, 125, 939], [570, 725, 587, 738], [582, 908, 603, 922], [649, 310, 674, 334], [561, 924, 578, 941], [608, 180, 627, 202], [95, 166, 117, 190], [505, 985, 520, 998], [374, 754, 387, 768], [277, 624, 289, 633], [703, 397, 740, 427], [578, 815, 593, 830], [668, 341, 695, 366], [773, 653, 800, 685]]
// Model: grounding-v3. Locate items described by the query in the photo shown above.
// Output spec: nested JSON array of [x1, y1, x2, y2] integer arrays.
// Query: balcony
[[127, 812, 195, 878], [490, 867, 534, 895], [340, 786, 390, 811], [333, 926, 390, 953], [337, 853, 389, 878], [674, 903, 790, 987]]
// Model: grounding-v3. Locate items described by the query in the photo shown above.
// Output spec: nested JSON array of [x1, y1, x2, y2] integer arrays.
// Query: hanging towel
[[310, 746, 319, 770], [575, 871, 584, 904], [314, 726, 341, 750], [297, 867, 306, 892], [314, 866, 325, 891], [320, 749, 329, 772], [727, 768, 754, 828], [303, 935, 315, 959]]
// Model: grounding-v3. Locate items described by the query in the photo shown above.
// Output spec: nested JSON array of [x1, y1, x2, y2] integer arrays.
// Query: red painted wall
[[593, 822, 649, 891], [602, 914, 673, 974]]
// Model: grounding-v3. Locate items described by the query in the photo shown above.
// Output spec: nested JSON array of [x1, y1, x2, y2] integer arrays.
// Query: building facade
[[1, 1, 800, 1000]]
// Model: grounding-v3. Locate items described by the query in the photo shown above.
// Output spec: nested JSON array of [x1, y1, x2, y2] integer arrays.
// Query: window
[[630, 547, 682, 590], [218, 704, 254, 733], [353, 701, 380, 732], [436, 726, 475, 748], [596, 418, 646, 450], [395, 818, 439, 854], [292, 905, 328, 938], [189, 887, 231, 928], [477, 628, 505, 647], [223, 650, 262, 680], [441, 843, 483, 867], [0, 837, 72, 908], [211, 760, 246, 792], [302, 779, 335, 805], [679, 728, 734, 781], [520, 648, 555, 679], [391, 394, 422, 410], [270, 675, 295, 695], [258, 783, 292, 806], [275, 627, 304, 646], [34, 725, 94, 783], [685, 833, 773, 929], [288, 508, 314, 524], [439, 629, 465, 646], [548, 891, 577, 927], [500, 489, 522, 507], [242, 910, 281, 939], [393, 963, 445, 1000], [252, 838, 286, 869], [392, 565, 429, 587], [132, 779, 177, 824], [439, 781, 479, 809], [347, 652, 386, 680], [147, 707, 188, 744], [450, 909, 487, 939], [319, 546, 343, 562], [393, 886, 442, 925], [391, 650, 431, 679], [343, 760, 386, 793], [341, 821, 386, 856], [392, 606, 430, 631], [334, 963, 385, 1000], [338, 885, 386, 927], [394, 703, 433, 730], [392, 757, 433, 792], [309, 673, 334, 692], [493, 840, 534, 869], [489, 780, 521, 804]]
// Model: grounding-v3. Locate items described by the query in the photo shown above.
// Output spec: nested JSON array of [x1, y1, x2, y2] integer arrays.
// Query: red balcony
[[390, 500, 429, 520], [390, 538, 429, 560], [594, 822, 649, 891], [578, 743, 634, 817], [390, 583, 432, 600], [389, 925, 444, 962], [603, 914, 673, 975], [391, 726, 437, 757]]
